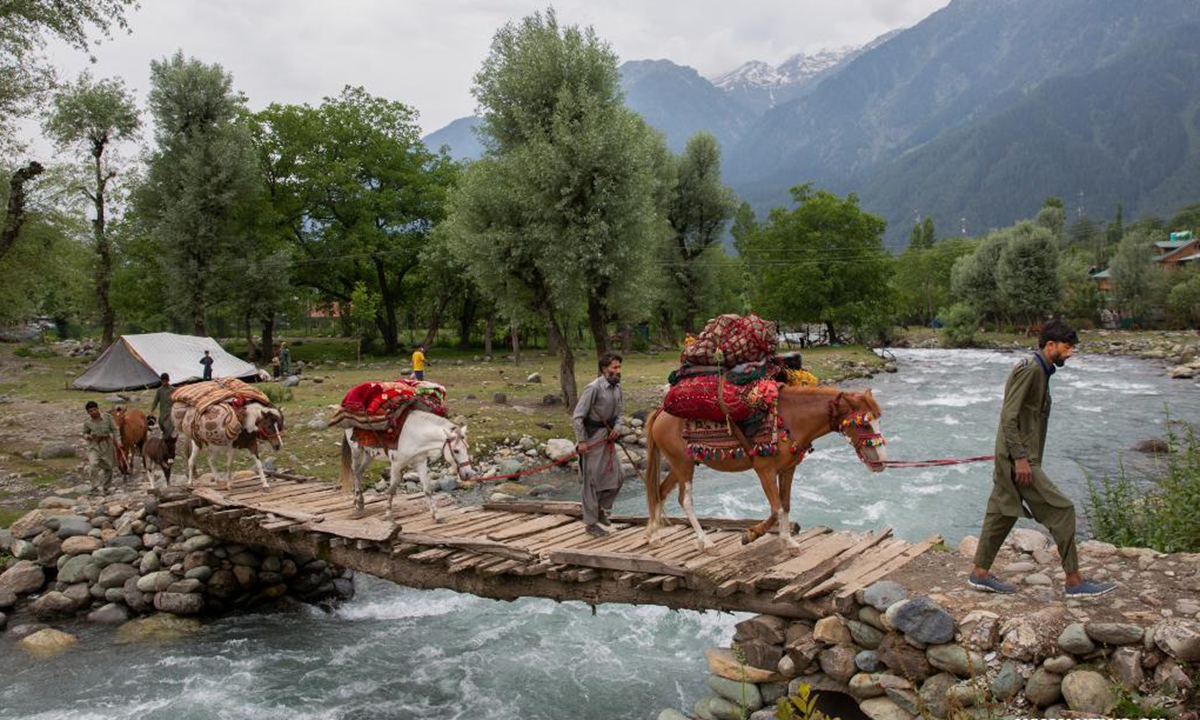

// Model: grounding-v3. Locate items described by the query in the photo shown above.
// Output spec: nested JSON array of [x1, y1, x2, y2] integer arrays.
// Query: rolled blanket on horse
[[328, 380, 448, 431], [170, 378, 278, 446], [681, 313, 777, 368], [171, 378, 273, 415], [663, 375, 779, 422]]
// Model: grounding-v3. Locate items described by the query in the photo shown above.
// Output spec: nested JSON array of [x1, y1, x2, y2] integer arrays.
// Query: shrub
[[938, 303, 979, 347], [1086, 419, 1200, 552], [261, 385, 294, 405]]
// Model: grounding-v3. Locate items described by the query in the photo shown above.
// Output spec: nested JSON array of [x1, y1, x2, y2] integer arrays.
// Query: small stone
[[91, 546, 138, 566], [1085, 622, 1143, 646], [926, 644, 986, 677], [1154, 659, 1194, 694], [859, 606, 886, 632], [17, 627, 78, 658], [657, 711, 689, 720], [814, 616, 853, 645], [56, 554, 99, 584], [991, 661, 1024, 699], [1057, 623, 1095, 654], [862, 581, 907, 611], [61, 536, 102, 555], [0, 560, 45, 596], [957, 610, 1001, 651], [492, 392, 506, 405], [1154, 619, 1200, 662], [54, 516, 93, 538], [37, 442, 77, 460], [1010, 528, 1051, 553], [526, 372, 542, 383], [1043, 655, 1076, 674], [153, 591, 204, 615], [1108, 647, 1143, 689], [136, 570, 177, 593], [87, 602, 131, 625], [706, 695, 741, 720], [884, 687, 920, 716], [1024, 573, 1052, 586], [957, 535, 979, 559], [876, 633, 933, 681], [855, 650, 881, 672], [30, 591, 79, 620], [858, 696, 915, 720], [167, 579, 203, 594], [919, 673, 957, 718], [97, 562, 138, 589], [1026, 669, 1063, 707], [114, 614, 203, 644], [735, 614, 789, 645], [818, 645, 858, 682], [1061, 670, 1114, 715], [707, 675, 763, 710], [182, 535, 216, 552], [849, 620, 884, 650]]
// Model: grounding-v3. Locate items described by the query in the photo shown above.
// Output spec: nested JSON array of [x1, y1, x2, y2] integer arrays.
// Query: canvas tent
[[73, 333, 259, 391]]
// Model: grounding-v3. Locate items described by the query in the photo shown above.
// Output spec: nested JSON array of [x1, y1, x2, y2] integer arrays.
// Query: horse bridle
[[828, 392, 885, 465], [441, 428, 475, 481]]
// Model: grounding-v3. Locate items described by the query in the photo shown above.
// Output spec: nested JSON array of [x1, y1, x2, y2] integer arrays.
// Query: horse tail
[[339, 432, 354, 494], [643, 408, 665, 535]]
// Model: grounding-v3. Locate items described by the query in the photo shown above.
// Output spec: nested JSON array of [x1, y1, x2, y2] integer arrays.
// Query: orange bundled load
[[170, 378, 277, 442], [328, 379, 447, 431], [680, 313, 777, 368]]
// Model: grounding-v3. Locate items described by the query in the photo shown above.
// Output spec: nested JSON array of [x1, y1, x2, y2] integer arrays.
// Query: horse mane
[[779, 385, 881, 416]]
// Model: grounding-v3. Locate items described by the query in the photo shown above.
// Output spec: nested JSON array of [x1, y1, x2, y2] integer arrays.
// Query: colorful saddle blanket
[[663, 374, 778, 422], [330, 380, 447, 430], [680, 314, 777, 368], [682, 413, 805, 462]]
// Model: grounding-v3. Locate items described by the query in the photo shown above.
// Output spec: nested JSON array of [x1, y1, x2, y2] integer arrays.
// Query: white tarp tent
[[73, 333, 259, 391]]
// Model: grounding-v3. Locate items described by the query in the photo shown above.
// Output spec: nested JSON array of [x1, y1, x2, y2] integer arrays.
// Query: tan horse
[[110, 407, 148, 477], [644, 386, 888, 553]]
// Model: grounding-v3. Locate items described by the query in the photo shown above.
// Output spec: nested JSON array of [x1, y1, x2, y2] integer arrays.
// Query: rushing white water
[[3, 349, 1197, 719]]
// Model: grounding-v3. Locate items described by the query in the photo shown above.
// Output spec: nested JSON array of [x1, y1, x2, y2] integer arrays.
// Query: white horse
[[175, 402, 286, 490], [339, 411, 476, 522]]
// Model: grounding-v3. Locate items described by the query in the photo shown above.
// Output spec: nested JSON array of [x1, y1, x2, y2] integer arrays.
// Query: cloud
[[25, 0, 950, 151]]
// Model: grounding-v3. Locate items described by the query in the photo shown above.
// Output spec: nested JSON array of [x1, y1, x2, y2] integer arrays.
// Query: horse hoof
[[741, 530, 756, 545]]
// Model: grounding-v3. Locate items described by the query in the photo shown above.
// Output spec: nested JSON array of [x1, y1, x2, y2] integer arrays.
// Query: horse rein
[[828, 392, 885, 466], [440, 428, 475, 481]]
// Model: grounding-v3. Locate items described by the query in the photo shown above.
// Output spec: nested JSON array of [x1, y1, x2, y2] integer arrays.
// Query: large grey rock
[[1057, 623, 1095, 654], [849, 673, 911, 699], [0, 528, 10, 553], [1043, 655, 1076, 674], [32, 531, 62, 566], [87, 602, 131, 625], [706, 695, 741, 720], [1085, 622, 1143, 646], [1025, 669, 1063, 707], [38, 442, 76, 459], [886, 598, 955, 644], [956, 610, 1001, 651], [61, 535, 102, 555], [54, 516, 93, 539], [0, 560, 45, 595], [181, 534, 215, 552], [17, 627, 78, 658], [0, 589, 16, 609], [876, 633, 933, 681], [855, 650, 882, 672], [57, 554, 99, 584], [859, 697, 915, 720], [1061, 670, 1114, 715], [153, 591, 204, 615], [123, 576, 150, 614], [97, 562, 139, 589], [884, 687, 920, 716], [91, 546, 138, 567], [926, 644, 986, 677], [1154, 619, 1200, 662], [106, 534, 143, 550], [760, 681, 788, 706], [862, 581, 908, 611], [114, 614, 202, 644], [707, 675, 763, 710], [1154, 659, 1194, 695], [1000, 608, 1065, 661], [282, 375, 300, 387], [1009, 528, 1051, 553], [136, 570, 177, 593], [10, 539, 37, 560], [734, 614, 788, 645], [813, 616, 852, 645]]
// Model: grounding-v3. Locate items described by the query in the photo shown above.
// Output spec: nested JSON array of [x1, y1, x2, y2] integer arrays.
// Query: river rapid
[[3, 349, 1197, 720]]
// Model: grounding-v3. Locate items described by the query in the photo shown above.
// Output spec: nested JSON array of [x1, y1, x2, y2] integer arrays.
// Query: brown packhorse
[[111, 407, 148, 477], [644, 386, 888, 553]]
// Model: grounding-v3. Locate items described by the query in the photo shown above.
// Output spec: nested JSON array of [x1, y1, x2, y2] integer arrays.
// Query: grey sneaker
[[967, 574, 1016, 594], [585, 524, 609, 538], [1065, 580, 1117, 598]]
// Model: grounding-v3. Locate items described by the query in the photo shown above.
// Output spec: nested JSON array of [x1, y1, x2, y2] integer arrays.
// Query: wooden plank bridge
[[155, 472, 939, 619]]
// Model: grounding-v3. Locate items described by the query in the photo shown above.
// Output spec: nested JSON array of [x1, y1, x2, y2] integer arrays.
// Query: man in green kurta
[[83, 400, 118, 492], [573, 352, 625, 537], [279, 342, 291, 376], [970, 319, 1116, 598], [150, 373, 174, 440]]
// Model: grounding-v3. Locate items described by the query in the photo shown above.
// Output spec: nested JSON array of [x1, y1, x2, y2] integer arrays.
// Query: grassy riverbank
[[0, 341, 887, 526]]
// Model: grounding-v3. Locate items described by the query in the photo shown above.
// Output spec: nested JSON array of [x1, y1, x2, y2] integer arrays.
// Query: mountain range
[[423, 0, 1200, 250]]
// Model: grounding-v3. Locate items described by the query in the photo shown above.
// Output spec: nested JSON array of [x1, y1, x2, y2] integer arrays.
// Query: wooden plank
[[662, 576, 680, 592], [391, 532, 535, 562], [773, 534, 902, 601], [487, 514, 575, 541], [482, 500, 582, 516], [755, 531, 873, 590], [831, 536, 940, 601], [305, 517, 398, 543], [408, 547, 455, 563], [638, 575, 668, 590], [546, 549, 689, 576]]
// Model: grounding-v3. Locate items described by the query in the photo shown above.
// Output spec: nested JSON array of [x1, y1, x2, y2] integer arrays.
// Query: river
[[3, 349, 1197, 720]]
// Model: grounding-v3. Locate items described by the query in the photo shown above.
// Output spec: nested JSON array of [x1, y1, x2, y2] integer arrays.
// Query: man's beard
[[605, 374, 621, 386], [1053, 357, 1066, 367]]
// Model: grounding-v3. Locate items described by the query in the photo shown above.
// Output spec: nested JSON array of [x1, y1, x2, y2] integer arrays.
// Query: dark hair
[[598, 352, 623, 371], [160, 373, 169, 381], [1039, 319, 1078, 348], [85, 401, 98, 410]]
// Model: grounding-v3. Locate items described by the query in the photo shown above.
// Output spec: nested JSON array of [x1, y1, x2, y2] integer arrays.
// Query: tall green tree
[[446, 8, 668, 406], [250, 89, 456, 354], [44, 72, 139, 348], [136, 52, 260, 334], [995, 223, 1060, 327], [951, 232, 1010, 320], [893, 236, 973, 325], [1109, 229, 1165, 318], [741, 184, 891, 341], [665, 132, 738, 333], [1169, 203, 1200, 232]]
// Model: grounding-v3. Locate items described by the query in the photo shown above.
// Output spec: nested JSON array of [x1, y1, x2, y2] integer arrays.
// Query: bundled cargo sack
[[663, 374, 778, 422], [681, 314, 777, 368]]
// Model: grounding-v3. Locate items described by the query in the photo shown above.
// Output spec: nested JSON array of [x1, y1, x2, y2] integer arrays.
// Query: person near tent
[[572, 352, 625, 537], [83, 400, 119, 492], [150, 373, 174, 440], [200, 350, 214, 380], [411, 344, 427, 381], [279, 342, 291, 376], [271, 355, 280, 378]]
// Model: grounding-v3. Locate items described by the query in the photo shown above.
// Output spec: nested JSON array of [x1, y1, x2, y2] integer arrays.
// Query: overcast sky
[[31, 0, 950, 147]]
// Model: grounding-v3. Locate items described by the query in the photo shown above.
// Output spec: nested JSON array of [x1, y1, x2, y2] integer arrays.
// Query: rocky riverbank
[[0, 487, 353, 659], [657, 529, 1200, 720]]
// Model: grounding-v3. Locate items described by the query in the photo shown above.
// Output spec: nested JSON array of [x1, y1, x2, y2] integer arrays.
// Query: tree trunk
[[0, 161, 44, 263], [681, 269, 699, 334], [510, 318, 520, 364], [373, 257, 399, 353], [484, 312, 494, 358], [587, 294, 610, 360], [547, 315, 578, 410], [90, 148, 117, 350], [458, 293, 476, 349], [422, 292, 453, 348], [260, 311, 275, 364], [825, 320, 838, 345], [243, 312, 258, 360], [547, 321, 559, 355]]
